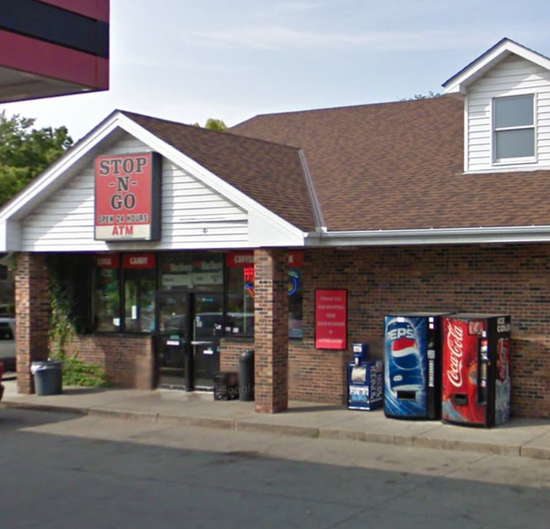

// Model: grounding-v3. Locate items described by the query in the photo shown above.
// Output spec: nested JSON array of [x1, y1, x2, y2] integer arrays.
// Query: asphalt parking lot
[[1, 407, 550, 529]]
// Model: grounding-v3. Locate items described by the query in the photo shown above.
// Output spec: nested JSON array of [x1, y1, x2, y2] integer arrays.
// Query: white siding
[[467, 55, 550, 172], [21, 133, 248, 251]]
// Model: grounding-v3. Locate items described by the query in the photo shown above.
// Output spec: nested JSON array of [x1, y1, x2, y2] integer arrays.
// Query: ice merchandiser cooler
[[384, 313, 449, 420], [347, 361, 384, 411], [441, 314, 511, 428]]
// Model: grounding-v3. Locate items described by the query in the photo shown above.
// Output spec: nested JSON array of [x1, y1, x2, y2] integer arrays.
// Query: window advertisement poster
[[94, 152, 162, 241], [315, 289, 347, 350]]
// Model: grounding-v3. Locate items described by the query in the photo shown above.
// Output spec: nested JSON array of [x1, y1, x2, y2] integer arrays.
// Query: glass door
[[192, 294, 224, 389], [157, 292, 192, 389]]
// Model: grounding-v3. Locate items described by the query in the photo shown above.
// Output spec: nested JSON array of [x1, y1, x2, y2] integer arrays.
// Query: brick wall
[[254, 248, 288, 413], [288, 341, 349, 404], [67, 334, 154, 390], [15, 253, 50, 394], [16, 244, 550, 417], [220, 338, 253, 372], [292, 245, 550, 418]]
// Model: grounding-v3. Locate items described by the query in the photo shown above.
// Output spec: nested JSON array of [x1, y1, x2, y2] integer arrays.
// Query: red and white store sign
[[94, 152, 161, 241], [315, 289, 347, 350], [122, 253, 155, 269], [226, 251, 303, 268], [94, 254, 119, 268]]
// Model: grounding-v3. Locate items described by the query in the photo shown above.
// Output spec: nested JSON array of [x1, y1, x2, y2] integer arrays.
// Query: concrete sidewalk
[[2, 379, 550, 460]]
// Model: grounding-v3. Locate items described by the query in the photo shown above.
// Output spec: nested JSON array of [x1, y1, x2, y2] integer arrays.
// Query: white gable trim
[[0, 114, 120, 222], [0, 111, 306, 251], [443, 39, 550, 95]]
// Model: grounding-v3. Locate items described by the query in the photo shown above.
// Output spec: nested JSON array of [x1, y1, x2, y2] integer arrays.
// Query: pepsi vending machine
[[442, 314, 511, 428], [384, 313, 449, 420]]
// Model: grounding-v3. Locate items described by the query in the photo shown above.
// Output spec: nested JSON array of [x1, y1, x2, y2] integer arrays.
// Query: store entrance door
[[157, 292, 223, 390]]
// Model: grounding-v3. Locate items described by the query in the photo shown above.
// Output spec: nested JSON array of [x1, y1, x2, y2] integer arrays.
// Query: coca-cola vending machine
[[384, 313, 450, 420], [442, 314, 511, 428]]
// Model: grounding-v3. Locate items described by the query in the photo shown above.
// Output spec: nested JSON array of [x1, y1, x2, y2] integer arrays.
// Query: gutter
[[304, 225, 550, 247]]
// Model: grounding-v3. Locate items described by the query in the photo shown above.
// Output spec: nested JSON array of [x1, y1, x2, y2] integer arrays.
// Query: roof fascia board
[[305, 225, 550, 247], [444, 40, 550, 95], [116, 114, 306, 245], [0, 217, 21, 252]]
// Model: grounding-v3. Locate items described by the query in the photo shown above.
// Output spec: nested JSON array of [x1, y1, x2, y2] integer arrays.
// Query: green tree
[[204, 118, 227, 132], [192, 118, 227, 132], [0, 111, 73, 208], [401, 91, 443, 101]]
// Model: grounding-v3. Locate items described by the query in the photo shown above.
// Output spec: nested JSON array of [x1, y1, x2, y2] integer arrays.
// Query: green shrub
[[52, 351, 111, 388], [48, 257, 110, 388]]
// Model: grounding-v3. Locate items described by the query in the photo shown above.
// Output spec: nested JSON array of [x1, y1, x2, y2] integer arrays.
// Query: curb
[[520, 446, 550, 459], [319, 428, 415, 446], [1, 400, 89, 416], [88, 408, 159, 423], [412, 436, 521, 456], [3, 399, 550, 461], [157, 415, 235, 430], [234, 421, 320, 438]]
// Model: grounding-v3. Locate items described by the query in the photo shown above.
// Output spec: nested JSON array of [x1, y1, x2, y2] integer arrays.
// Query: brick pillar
[[15, 253, 50, 394], [254, 248, 288, 413]]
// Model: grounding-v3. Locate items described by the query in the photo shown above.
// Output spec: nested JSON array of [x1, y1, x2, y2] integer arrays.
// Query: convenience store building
[[3, 39, 550, 417]]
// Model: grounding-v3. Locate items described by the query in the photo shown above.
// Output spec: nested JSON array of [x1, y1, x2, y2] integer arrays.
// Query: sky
[[3, 0, 550, 141]]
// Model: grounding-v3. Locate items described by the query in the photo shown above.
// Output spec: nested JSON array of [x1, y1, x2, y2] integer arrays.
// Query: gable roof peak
[[443, 38, 550, 95]]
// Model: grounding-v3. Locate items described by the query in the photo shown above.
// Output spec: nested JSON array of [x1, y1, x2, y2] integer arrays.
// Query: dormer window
[[493, 94, 535, 163]]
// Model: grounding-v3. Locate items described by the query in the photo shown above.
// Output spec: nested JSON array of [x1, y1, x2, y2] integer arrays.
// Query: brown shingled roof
[[121, 111, 316, 231], [231, 97, 550, 232]]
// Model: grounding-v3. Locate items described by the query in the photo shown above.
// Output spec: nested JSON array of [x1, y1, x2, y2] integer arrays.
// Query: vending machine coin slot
[[397, 390, 416, 400], [478, 337, 489, 404], [428, 348, 436, 388], [453, 394, 468, 406]]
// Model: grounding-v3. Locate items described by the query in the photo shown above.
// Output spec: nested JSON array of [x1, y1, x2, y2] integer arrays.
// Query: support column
[[15, 253, 50, 394], [254, 248, 288, 413]]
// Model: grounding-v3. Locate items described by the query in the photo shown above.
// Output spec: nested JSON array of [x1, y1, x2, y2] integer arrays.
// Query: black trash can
[[31, 360, 63, 396], [239, 349, 254, 401]]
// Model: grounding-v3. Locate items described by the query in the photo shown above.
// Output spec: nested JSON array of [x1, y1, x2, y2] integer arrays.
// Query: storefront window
[[226, 262, 255, 336], [160, 253, 223, 292], [91, 251, 303, 338], [93, 258, 120, 332], [225, 252, 303, 338], [124, 268, 156, 332], [288, 267, 303, 338], [93, 253, 156, 333]]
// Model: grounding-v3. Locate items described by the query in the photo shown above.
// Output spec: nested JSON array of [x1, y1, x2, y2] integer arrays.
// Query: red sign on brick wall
[[315, 289, 347, 350], [94, 152, 161, 241]]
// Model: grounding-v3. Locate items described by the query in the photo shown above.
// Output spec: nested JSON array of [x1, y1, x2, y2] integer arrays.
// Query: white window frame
[[492, 93, 537, 166]]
